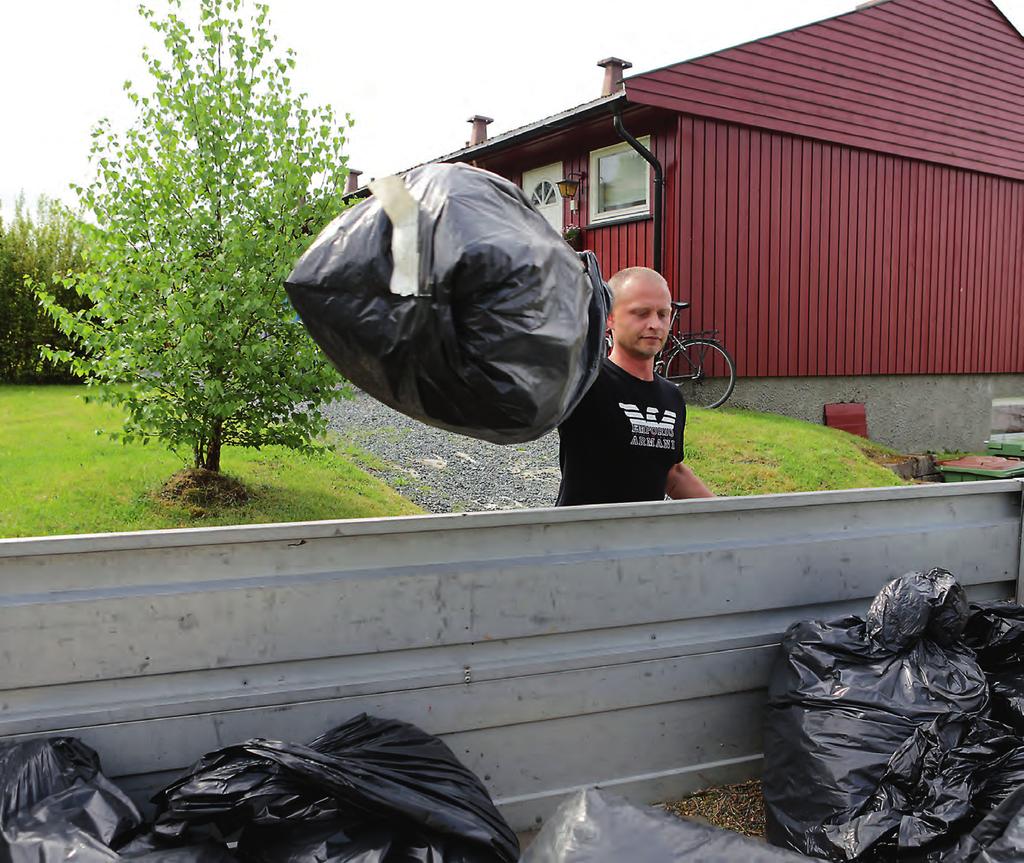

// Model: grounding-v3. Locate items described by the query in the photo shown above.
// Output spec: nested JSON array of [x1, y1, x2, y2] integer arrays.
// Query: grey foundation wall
[[729, 373, 1024, 452]]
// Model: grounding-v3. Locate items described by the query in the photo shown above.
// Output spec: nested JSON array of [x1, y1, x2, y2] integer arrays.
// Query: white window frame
[[588, 136, 651, 224]]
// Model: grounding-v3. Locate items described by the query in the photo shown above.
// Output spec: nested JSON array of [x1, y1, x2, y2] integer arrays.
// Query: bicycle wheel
[[662, 339, 736, 409]]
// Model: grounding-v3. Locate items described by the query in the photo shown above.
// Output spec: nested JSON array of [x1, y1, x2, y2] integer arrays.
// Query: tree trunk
[[205, 420, 223, 472], [194, 420, 224, 472]]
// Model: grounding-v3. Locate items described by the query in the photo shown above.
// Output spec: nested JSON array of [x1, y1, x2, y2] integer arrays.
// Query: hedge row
[[0, 195, 90, 383]]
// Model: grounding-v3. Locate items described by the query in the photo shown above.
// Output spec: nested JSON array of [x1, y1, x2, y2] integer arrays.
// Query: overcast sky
[[3, 0, 1023, 219]]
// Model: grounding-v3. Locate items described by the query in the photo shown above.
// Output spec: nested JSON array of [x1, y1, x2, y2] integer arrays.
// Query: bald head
[[607, 267, 669, 309], [606, 267, 672, 364]]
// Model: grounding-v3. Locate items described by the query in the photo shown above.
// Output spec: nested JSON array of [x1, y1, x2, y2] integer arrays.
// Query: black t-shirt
[[556, 358, 686, 506]]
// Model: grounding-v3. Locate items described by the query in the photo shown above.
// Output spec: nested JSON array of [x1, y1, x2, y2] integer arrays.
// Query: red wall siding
[[584, 219, 653, 276], [473, 99, 1024, 379], [671, 116, 1024, 378], [556, 125, 675, 276], [475, 107, 671, 277], [626, 0, 1024, 181]]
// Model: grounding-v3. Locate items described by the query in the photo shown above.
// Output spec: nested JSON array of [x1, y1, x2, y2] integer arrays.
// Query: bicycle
[[654, 301, 736, 409]]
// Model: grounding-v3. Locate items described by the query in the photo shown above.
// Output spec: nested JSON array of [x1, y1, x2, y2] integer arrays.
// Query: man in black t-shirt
[[556, 267, 714, 506]]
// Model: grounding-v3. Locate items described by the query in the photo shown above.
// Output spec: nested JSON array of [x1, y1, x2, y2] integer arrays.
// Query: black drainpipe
[[612, 108, 664, 274]]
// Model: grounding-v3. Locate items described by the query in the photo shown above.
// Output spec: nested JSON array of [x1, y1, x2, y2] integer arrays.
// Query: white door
[[522, 162, 563, 234]]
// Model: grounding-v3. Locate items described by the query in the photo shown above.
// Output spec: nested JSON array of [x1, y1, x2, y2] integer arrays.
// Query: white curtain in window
[[598, 150, 647, 213]]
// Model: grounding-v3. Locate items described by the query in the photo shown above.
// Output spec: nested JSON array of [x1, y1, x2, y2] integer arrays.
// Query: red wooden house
[[400, 0, 1024, 452]]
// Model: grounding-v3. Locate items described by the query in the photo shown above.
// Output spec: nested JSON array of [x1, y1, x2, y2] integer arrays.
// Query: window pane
[[597, 149, 647, 213]]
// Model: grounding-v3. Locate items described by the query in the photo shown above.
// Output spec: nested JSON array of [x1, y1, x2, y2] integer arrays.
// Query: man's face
[[607, 275, 672, 359]]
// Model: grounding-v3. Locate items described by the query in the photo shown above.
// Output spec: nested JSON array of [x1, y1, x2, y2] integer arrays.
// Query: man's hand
[[666, 463, 716, 499]]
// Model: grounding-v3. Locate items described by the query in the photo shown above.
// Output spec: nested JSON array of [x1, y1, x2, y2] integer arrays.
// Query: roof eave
[[433, 91, 628, 164], [347, 91, 631, 196]]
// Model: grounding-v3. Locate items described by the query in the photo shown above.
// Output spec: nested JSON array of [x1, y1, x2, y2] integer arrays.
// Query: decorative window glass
[[588, 136, 651, 223], [531, 180, 558, 208]]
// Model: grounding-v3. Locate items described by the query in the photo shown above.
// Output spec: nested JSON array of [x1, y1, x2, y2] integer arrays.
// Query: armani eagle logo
[[618, 403, 678, 450], [618, 403, 676, 431]]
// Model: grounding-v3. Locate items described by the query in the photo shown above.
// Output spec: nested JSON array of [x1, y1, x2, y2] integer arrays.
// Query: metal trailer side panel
[[0, 482, 1020, 828]]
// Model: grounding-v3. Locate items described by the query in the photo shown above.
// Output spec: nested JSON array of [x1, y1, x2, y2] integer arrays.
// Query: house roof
[[625, 0, 1024, 180], [408, 2, 870, 171], [355, 0, 1024, 192]]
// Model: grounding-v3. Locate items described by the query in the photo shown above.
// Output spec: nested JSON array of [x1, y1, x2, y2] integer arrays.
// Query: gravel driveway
[[323, 391, 561, 513]]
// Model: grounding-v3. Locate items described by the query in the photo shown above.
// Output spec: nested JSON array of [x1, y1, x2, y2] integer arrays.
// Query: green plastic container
[[937, 455, 1024, 482], [986, 433, 1024, 458]]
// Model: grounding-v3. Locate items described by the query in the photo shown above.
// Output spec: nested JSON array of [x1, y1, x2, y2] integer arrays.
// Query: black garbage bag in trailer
[[0, 737, 140, 863], [0, 737, 231, 863], [843, 714, 1024, 861], [152, 712, 519, 863], [949, 782, 1024, 862], [762, 569, 1009, 861], [238, 821, 494, 863], [520, 788, 810, 862], [964, 601, 1024, 733], [286, 162, 611, 444]]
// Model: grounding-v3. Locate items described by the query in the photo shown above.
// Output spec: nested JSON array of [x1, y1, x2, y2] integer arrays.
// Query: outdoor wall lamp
[[557, 171, 585, 211]]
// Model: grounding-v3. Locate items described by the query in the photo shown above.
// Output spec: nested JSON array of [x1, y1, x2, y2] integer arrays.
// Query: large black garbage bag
[[0, 737, 136, 833], [153, 713, 518, 863], [520, 788, 809, 862], [763, 568, 992, 860], [239, 821, 492, 863], [822, 715, 1024, 861], [0, 737, 140, 863], [118, 838, 235, 862], [0, 737, 231, 863], [865, 568, 970, 650], [964, 602, 1024, 732], [286, 162, 611, 443], [949, 782, 1024, 862]]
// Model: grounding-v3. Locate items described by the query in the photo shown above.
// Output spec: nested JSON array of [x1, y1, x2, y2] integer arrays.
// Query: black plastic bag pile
[[153, 713, 519, 863], [764, 569, 1024, 862], [0, 737, 230, 863], [0, 714, 517, 863], [286, 162, 611, 444], [950, 783, 1024, 862], [964, 601, 1024, 732], [0, 736, 139, 863], [520, 788, 807, 862]]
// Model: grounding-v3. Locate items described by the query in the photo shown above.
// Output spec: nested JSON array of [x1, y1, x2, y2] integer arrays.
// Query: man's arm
[[665, 462, 715, 499]]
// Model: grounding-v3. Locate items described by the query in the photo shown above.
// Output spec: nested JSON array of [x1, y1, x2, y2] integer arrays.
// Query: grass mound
[[159, 467, 250, 511], [686, 407, 909, 496]]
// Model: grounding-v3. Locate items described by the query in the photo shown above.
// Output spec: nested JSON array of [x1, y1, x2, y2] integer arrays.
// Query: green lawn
[[685, 406, 910, 496], [1, 386, 911, 539], [0, 385, 422, 539]]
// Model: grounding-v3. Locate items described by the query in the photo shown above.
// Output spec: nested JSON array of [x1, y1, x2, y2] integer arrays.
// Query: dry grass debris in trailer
[[662, 779, 765, 837]]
